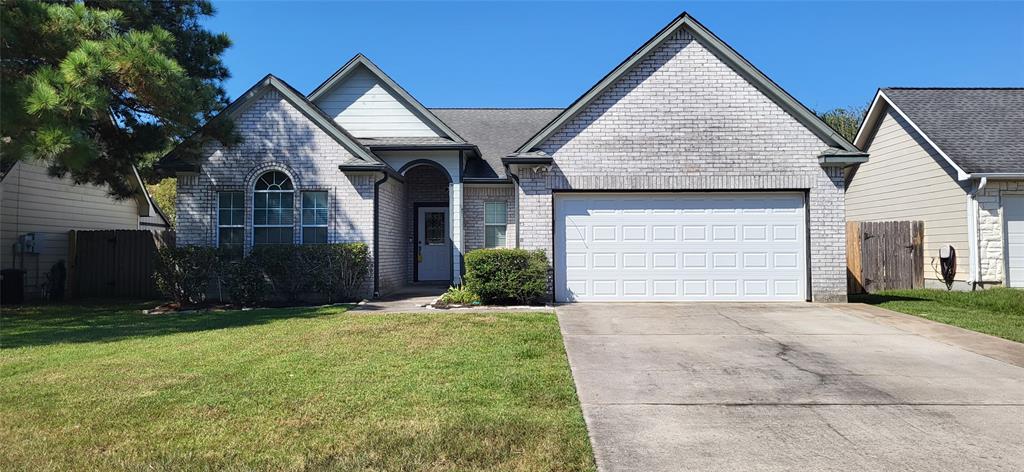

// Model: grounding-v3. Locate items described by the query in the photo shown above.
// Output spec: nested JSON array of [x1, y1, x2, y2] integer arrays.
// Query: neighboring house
[[158, 13, 866, 302], [849, 88, 1024, 289], [1, 160, 170, 297]]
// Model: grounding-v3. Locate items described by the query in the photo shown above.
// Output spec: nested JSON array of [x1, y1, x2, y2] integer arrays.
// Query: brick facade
[[176, 89, 376, 297], [463, 185, 517, 252], [515, 28, 847, 302], [376, 176, 407, 295], [177, 25, 852, 302]]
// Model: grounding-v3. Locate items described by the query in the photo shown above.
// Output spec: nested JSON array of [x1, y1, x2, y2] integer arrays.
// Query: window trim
[[216, 190, 244, 248], [253, 171, 295, 245], [484, 201, 508, 248], [301, 190, 329, 244]]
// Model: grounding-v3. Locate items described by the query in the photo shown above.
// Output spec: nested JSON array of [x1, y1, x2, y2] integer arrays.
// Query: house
[[158, 13, 866, 302], [1, 160, 170, 298], [849, 88, 1024, 289]]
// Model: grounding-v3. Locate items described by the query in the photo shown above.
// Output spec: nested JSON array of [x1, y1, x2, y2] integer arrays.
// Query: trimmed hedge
[[463, 249, 548, 305], [154, 246, 218, 306], [154, 243, 370, 307]]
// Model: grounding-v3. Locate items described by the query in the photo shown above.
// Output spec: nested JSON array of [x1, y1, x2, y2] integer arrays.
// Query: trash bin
[[1, 269, 26, 305]]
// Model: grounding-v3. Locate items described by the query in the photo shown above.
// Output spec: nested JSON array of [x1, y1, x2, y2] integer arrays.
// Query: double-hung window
[[218, 191, 244, 254], [302, 191, 328, 244], [484, 202, 507, 248], [253, 171, 294, 245]]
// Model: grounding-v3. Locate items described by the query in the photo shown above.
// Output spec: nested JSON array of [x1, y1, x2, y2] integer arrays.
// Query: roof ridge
[[884, 87, 1024, 90], [429, 107, 564, 110]]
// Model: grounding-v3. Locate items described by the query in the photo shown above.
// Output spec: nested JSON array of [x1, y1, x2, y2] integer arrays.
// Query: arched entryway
[[403, 163, 451, 283]]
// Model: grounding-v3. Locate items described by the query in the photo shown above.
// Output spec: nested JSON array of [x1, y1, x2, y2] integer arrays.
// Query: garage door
[[554, 193, 807, 302], [1005, 195, 1024, 288]]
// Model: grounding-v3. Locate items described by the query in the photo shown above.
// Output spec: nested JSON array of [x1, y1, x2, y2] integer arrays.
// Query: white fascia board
[[875, 90, 971, 181]]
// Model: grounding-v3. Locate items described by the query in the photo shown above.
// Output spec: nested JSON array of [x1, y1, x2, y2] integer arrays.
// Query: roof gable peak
[[515, 12, 859, 154], [308, 54, 466, 142]]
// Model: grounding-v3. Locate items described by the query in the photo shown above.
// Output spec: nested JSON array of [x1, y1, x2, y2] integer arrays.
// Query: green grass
[[0, 301, 594, 471], [851, 288, 1024, 343]]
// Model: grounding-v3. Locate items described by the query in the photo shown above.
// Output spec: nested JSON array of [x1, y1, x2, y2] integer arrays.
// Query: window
[[218, 191, 244, 254], [253, 171, 294, 245], [424, 212, 446, 245], [302, 191, 328, 244], [484, 202, 507, 248]]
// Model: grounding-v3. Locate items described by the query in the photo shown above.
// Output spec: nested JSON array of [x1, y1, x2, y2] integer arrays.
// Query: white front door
[[417, 206, 450, 281], [554, 192, 808, 302], [1004, 195, 1024, 288]]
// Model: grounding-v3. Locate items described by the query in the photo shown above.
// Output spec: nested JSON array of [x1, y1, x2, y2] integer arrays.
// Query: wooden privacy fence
[[847, 221, 923, 294], [68, 230, 175, 299]]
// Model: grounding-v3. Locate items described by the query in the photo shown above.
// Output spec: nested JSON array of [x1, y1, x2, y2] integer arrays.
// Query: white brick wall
[[516, 27, 847, 302], [176, 88, 376, 297], [463, 185, 517, 252], [376, 177, 407, 294], [976, 180, 1024, 283]]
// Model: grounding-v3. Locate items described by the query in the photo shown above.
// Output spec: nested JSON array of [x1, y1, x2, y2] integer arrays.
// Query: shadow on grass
[[849, 293, 928, 305], [1, 299, 347, 349]]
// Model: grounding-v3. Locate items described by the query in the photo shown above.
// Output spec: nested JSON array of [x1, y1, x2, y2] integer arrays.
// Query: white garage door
[[554, 193, 807, 302], [1004, 195, 1024, 288]]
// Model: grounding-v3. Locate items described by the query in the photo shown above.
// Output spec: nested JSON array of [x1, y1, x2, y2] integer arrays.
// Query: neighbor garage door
[[554, 193, 807, 302]]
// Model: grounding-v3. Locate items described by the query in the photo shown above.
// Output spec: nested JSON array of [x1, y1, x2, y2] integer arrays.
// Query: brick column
[[450, 182, 464, 284]]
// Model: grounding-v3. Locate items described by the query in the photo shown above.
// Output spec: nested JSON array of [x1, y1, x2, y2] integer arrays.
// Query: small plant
[[464, 249, 548, 305], [437, 285, 480, 307], [154, 245, 217, 306]]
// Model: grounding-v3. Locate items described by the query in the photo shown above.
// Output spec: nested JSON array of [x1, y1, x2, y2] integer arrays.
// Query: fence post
[[66, 230, 77, 299]]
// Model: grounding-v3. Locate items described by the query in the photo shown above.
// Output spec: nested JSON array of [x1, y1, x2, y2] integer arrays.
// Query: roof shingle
[[430, 108, 563, 179], [882, 88, 1024, 174]]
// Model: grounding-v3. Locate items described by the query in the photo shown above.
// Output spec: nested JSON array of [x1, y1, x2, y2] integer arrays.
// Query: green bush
[[306, 243, 370, 302], [154, 245, 218, 306], [218, 254, 266, 307], [464, 249, 548, 305], [437, 285, 480, 307], [249, 245, 308, 302], [248, 243, 370, 303]]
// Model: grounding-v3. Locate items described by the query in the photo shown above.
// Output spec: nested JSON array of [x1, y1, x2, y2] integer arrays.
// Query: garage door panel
[[555, 193, 807, 302]]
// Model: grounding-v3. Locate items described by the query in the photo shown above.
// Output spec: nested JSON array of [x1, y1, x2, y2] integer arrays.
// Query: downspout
[[505, 163, 522, 248], [966, 176, 988, 289], [372, 171, 389, 298]]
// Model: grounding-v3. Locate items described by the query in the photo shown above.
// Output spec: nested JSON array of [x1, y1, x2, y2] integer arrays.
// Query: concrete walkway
[[558, 303, 1024, 472], [351, 284, 553, 314]]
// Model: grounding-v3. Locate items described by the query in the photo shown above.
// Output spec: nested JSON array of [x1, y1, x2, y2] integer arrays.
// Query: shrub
[[218, 254, 266, 307], [436, 285, 480, 307], [154, 245, 218, 306], [464, 249, 548, 305], [250, 245, 308, 302], [306, 243, 370, 302], [248, 243, 370, 303]]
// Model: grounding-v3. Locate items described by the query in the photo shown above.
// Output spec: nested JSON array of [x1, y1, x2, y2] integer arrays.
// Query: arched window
[[253, 171, 294, 245]]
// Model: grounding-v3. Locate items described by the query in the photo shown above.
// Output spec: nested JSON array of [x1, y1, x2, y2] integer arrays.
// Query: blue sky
[[206, 1, 1024, 112]]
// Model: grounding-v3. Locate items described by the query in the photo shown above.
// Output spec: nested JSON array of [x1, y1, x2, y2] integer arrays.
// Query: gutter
[[503, 163, 522, 249], [959, 172, 1024, 181], [372, 172, 389, 298]]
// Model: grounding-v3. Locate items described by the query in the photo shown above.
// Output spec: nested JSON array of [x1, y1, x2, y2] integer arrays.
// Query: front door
[[417, 206, 450, 281]]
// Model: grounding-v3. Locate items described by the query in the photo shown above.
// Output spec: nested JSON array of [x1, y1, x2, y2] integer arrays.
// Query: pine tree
[[1, 0, 234, 197]]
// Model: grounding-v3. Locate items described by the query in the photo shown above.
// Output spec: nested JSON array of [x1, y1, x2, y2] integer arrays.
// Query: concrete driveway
[[558, 303, 1024, 471]]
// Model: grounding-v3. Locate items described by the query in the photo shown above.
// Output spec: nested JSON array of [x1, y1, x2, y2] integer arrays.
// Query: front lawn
[[0, 302, 594, 471], [851, 288, 1024, 343]]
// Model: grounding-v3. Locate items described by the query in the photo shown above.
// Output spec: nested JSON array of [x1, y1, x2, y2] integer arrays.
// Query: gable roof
[[855, 88, 1024, 177], [514, 12, 860, 156], [431, 108, 563, 180], [308, 54, 466, 143], [157, 74, 381, 172]]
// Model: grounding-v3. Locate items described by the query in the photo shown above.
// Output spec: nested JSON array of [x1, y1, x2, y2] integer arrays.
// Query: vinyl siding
[[313, 67, 442, 138], [1, 160, 141, 295], [847, 108, 970, 281]]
